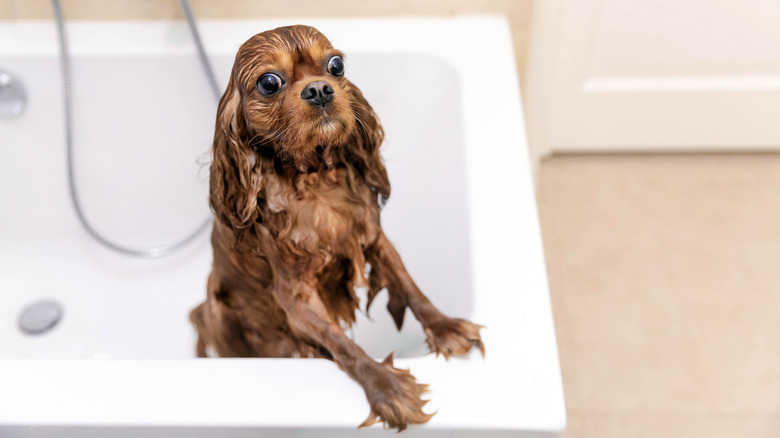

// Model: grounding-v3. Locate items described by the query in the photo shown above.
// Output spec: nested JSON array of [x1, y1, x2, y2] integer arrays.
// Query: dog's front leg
[[366, 232, 485, 359], [273, 279, 434, 431]]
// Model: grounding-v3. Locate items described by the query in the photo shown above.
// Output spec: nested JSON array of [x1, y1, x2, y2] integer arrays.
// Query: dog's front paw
[[424, 317, 485, 359], [359, 353, 435, 431]]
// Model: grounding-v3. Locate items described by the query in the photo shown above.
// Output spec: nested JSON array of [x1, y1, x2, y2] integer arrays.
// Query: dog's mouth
[[271, 108, 355, 170], [318, 117, 338, 134], [305, 114, 348, 144]]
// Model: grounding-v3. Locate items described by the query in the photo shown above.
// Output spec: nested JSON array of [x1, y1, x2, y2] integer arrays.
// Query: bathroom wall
[[0, 0, 534, 88]]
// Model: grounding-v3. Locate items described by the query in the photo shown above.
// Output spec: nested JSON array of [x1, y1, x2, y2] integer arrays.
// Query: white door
[[524, 0, 780, 159]]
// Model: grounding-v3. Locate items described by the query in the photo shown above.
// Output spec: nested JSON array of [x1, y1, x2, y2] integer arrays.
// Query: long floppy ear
[[209, 74, 262, 230], [348, 81, 391, 204]]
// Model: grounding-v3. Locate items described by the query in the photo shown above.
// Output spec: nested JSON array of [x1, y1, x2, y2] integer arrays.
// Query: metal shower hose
[[51, 0, 220, 258]]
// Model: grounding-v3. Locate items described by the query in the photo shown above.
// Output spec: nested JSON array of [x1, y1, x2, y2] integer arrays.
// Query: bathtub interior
[[0, 51, 472, 360]]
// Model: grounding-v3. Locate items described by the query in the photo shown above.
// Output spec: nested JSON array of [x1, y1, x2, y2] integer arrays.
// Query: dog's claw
[[358, 352, 435, 431]]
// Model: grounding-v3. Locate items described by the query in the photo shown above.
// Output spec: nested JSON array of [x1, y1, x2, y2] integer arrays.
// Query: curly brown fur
[[190, 25, 484, 430]]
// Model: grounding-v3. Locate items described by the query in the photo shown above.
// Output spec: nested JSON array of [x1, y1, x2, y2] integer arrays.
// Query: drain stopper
[[18, 300, 63, 335]]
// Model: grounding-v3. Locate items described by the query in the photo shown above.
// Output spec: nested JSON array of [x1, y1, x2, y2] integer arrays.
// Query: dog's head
[[209, 25, 387, 230], [230, 25, 359, 160]]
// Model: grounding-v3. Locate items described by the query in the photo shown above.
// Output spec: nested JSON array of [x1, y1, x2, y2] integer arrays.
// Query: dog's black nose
[[301, 81, 334, 107]]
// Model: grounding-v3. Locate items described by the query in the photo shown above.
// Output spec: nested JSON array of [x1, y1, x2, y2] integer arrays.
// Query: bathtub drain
[[18, 300, 63, 335]]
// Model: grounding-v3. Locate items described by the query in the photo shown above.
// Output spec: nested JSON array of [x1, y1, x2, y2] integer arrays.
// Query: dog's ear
[[209, 74, 262, 230], [347, 81, 391, 204]]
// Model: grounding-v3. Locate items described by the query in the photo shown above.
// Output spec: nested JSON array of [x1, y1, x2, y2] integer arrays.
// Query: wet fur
[[190, 25, 484, 431]]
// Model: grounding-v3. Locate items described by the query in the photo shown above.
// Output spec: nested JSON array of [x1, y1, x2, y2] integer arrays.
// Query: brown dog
[[190, 25, 484, 431]]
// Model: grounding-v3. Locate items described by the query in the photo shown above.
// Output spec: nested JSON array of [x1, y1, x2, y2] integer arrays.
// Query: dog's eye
[[256, 73, 283, 95], [327, 56, 344, 77]]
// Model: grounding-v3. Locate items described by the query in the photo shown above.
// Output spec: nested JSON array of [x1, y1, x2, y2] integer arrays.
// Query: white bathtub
[[0, 17, 564, 437]]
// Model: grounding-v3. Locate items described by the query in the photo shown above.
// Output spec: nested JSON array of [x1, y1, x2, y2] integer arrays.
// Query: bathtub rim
[[0, 16, 565, 434]]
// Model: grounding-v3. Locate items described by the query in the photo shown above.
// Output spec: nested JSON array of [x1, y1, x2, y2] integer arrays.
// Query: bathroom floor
[[536, 154, 780, 437]]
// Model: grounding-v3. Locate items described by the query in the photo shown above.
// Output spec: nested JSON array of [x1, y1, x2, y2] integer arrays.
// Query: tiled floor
[[536, 154, 780, 438]]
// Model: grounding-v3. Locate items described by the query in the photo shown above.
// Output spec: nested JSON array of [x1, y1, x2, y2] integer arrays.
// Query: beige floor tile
[[537, 154, 780, 416], [564, 414, 588, 438], [10, 0, 49, 19], [1, 0, 15, 19], [13, 0, 179, 19], [584, 415, 780, 438]]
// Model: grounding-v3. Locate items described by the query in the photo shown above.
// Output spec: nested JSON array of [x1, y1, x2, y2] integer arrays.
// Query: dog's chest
[[263, 169, 379, 255]]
